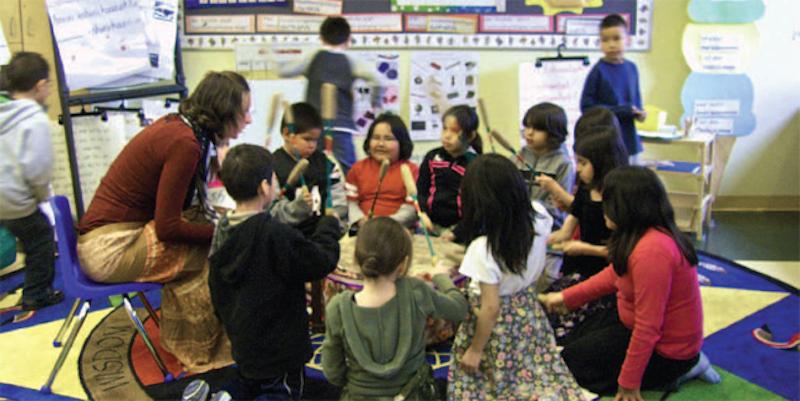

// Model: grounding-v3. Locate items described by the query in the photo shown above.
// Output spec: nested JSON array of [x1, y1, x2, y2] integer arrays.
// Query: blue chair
[[42, 196, 173, 394]]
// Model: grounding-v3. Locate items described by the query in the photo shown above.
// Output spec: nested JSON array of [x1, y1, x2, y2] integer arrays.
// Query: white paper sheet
[[409, 52, 479, 141], [518, 60, 591, 149], [46, 0, 152, 90]]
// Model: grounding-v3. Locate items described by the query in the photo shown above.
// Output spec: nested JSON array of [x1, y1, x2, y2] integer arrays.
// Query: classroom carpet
[[0, 251, 797, 401]]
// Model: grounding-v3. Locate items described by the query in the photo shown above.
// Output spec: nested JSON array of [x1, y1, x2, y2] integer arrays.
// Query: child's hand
[[295, 187, 313, 209], [460, 347, 483, 375], [441, 230, 456, 242], [537, 292, 567, 314], [431, 260, 454, 277], [561, 240, 589, 256], [632, 106, 648, 122], [534, 174, 558, 192], [614, 386, 644, 401], [548, 230, 567, 245]]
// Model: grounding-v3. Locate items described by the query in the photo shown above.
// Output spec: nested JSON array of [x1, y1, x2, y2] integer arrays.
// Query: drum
[[324, 234, 468, 344]]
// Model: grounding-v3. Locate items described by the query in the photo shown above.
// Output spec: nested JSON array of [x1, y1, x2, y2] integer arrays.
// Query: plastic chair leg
[[122, 297, 172, 382], [53, 298, 81, 347], [41, 301, 90, 394], [137, 291, 160, 327]]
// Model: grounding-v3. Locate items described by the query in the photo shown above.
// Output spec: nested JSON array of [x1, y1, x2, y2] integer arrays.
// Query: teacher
[[77, 71, 252, 371]]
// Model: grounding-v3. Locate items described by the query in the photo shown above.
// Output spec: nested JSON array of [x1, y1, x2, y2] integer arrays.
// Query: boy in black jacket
[[209, 144, 341, 400]]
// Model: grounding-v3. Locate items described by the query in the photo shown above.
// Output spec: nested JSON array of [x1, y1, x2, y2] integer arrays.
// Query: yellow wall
[[182, 0, 799, 201]]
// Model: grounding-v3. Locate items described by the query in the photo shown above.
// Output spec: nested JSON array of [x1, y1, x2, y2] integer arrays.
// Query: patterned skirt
[[447, 285, 587, 401], [77, 213, 231, 373], [546, 273, 617, 344]]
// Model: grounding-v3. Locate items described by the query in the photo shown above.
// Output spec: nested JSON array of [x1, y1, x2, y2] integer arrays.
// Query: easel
[[49, 25, 187, 217]]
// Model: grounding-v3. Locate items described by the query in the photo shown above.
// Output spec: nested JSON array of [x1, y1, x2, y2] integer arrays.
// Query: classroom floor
[[0, 211, 797, 401]]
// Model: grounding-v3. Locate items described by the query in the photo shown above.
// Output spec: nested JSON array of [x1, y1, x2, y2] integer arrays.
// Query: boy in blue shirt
[[580, 14, 647, 161]]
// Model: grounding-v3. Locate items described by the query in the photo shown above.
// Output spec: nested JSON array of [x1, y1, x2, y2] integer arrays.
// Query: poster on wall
[[352, 52, 401, 136], [409, 52, 479, 141], [518, 59, 591, 148]]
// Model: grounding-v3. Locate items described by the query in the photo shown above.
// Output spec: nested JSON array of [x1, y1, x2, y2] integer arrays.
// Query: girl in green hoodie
[[322, 217, 468, 400]]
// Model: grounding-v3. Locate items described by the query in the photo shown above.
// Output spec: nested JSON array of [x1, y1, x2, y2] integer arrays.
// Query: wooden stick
[[489, 130, 536, 172], [268, 93, 283, 130], [400, 164, 437, 264], [321, 83, 337, 122], [367, 158, 391, 219], [477, 98, 496, 153], [281, 100, 295, 134], [321, 82, 338, 209]]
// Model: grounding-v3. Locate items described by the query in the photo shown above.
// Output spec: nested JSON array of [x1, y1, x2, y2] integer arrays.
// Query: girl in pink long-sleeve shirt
[[541, 166, 718, 401]]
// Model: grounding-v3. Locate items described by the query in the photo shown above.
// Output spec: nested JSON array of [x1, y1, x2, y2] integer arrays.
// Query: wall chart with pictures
[[181, 0, 653, 50]]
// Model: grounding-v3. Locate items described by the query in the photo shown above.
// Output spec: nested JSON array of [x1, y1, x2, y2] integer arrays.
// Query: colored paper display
[[688, 0, 765, 24], [680, 73, 756, 137]]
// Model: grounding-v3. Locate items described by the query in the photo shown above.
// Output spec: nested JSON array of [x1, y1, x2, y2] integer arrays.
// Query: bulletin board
[[181, 0, 653, 50]]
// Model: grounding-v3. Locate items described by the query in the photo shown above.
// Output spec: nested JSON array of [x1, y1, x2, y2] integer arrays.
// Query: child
[[0, 52, 63, 310], [346, 113, 418, 230], [322, 217, 468, 400], [209, 144, 341, 400], [541, 166, 719, 399], [574, 106, 623, 143], [447, 154, 585, 401], [517, 102, 574, 229], [416, 105, 482, 235], [271, 102, 347, 236], [580, 14, 647, 162], [279, 16, 380, 175], [544, 127, 628, 343], [536, 106, 625, 210]]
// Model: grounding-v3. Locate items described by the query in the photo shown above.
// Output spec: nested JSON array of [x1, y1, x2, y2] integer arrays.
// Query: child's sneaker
[[209, 391, 232, 401], [22, 290, 64, 311], [182, 379, 210, 401]]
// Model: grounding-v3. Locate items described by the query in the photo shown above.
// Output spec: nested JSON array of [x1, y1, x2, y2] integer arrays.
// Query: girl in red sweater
[[541, 166, 718, 401]]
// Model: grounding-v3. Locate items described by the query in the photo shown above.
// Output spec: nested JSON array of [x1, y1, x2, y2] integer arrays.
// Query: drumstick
[[321, 82, 337, 209], [477, 98, 496, 153], [282, 100, 295, 134], [490, 130, 536, 173], [268, 159, 309, 211], [268, 93, 283, 130], [292, 150, 308, 188], [367, 158, 391, 219], [400, 164, 437, 265]]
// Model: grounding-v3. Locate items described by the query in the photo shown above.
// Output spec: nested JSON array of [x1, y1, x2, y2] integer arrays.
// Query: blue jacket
[[580, 59, 643, 155]]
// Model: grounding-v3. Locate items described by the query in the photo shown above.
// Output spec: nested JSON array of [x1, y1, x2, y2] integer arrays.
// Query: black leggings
[[560, 308, 699, 395]]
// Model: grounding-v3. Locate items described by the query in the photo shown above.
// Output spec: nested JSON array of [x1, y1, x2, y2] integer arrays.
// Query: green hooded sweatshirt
[[322, 275, 468, 400]]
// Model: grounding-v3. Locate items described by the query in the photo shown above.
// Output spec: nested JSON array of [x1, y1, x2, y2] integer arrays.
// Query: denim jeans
[[0, 209, 56, 304]]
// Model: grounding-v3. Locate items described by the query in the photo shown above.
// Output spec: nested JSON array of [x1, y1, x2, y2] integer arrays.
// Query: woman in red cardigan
[[77, 71, 252, 372], [541, 166, 718, 401]]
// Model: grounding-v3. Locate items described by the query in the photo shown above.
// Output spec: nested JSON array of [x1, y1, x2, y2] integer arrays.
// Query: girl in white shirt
[[447, 154, 585, 401]]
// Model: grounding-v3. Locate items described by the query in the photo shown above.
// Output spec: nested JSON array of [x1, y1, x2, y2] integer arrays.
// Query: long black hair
[[603, 166, 698, 276], [460, 154, 534, 275], [573, 126, 628, 190]]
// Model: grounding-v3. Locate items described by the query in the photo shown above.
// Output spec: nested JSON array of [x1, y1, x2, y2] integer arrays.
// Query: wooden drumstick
[[477, 98, 496, 153], [400, 164, 437, 264], [268, 159, 309, 211], [281, 100, 295, 134], [268, 93, 283, 130], [367, 158, 390, 219], [490, 130, 536, 173], [321, 82, 338, 209]]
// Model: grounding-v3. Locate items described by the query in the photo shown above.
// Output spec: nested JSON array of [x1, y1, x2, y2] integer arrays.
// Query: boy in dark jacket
[[209, 144, 341, 400]]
